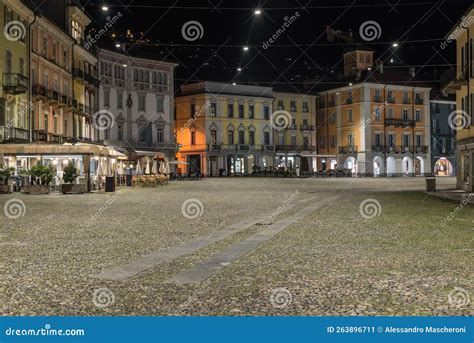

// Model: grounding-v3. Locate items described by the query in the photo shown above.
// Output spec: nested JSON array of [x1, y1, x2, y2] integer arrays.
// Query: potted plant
[[0, 167, 15, 193], [60, 162, 86, 194], [23, 165, 53, 195]]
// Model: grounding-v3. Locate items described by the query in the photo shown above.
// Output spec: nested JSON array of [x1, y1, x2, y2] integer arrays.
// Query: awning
[[0, 143, 123, 157], [168, 161, 189, 165], [135, 150, 166, 159]]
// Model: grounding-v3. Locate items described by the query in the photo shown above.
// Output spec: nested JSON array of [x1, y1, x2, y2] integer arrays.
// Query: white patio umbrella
[[164, 161, 170, 174], [151, 160, 158, 174], [159, 161, 165, 174], [95, 158, 102, 176], [145, 157, 151, 175], [100, 159, 108, 177], [136, 159, 143, 175]]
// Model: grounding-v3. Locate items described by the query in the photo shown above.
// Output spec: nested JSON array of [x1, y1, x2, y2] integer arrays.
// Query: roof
[[179, 82, 273, 99], [446, 4, 474, 38]]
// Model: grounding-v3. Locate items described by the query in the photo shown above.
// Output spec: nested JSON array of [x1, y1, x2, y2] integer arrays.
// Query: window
[[348, 134, 354, 147], [264, 132, 270, 145], [249, 131, 255, 145], [156, 128, 163, 143], [248, 105, 254, 119], [331, 112, 336, 124], [227, 104, 234, 118], [238, 131, 244, 144], [416, 135, 422, 147], [303, 136, 309, 148], [290, 100, 296, 111], [154, 97, 163, 112], [264, 106, 269, 120], [238, 104, 244, 118], [415, 109, 421, 122], [403, 134, 410, 147], [387, 108, 393, 119], [302, 101, 308, 112], [291, 135, 296, 146], [63, 49, 67, 67], [210, 103, 216, 117], [42, 38, 47, 56], [227, 130, 234, 144], [191, 131, 196, 145], [118, 125, 123, 140], [138, 94, 146, 111], [374, 106, 381, 120], [402, 109, 409, 121], [277, 100, 284, 110], [52, 44, 57, 62], [5, 50, 12, 73], [71, 20, 81, 40], [330, 136, 336, 148], [388, 134, 394, 147], [375, 133, 381, 146], [348, 109, 353, 122], [190, 104, 196, 117], [64, 118, 68, 135], [103, 89, 110, 107], [210, 129, 217, 144], [117, 92, 123, 109], [19, 57, 24, 75]]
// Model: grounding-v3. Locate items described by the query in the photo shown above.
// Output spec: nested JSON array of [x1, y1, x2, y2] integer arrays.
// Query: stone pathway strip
[[164, 198, 337, 285], [90, 199, 307, 281]]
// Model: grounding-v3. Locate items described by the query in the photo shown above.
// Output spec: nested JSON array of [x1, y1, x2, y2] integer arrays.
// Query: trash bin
[[105, 176, 116, 192], [125, 174, 133, 187], [425, 177, 436, 192]]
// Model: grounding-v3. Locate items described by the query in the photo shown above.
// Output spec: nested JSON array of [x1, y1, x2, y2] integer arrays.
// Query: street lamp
[[254, 9, 262, 15], [392, 43, 399, 47], [243, 46, 249, 51], [101, 6, 108, 11], [237, 67, 242, 72]]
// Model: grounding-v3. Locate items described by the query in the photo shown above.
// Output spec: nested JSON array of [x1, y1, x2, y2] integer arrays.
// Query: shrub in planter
[[23, 165, 53, 194], [60, 163, 85, 194], [0, 167, 15, 193]]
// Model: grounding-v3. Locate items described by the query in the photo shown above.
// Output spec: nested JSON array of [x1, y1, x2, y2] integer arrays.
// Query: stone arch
[[402, 156, 413, 175], [386, 156, 396, 175], [373, 156, 384, 176]]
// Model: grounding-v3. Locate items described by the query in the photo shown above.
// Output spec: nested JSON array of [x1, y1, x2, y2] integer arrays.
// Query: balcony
[[3, 73, 28, 94], [373, 95, 382, 102], [290, 106, 297, 112], [72, 99, 78, 109], [288, 124, 297, 130], [60, 94, 69, 107], [339, 146, 357, 154], [0, 127, 29, 142], [276, 145, 301, 152], [300, 124, 314, 131], [302, 107, 309, 113], [385, 118, 416, 128], [372, 145, 386, 152], [402, 98, 411, 104], [414, 98, 424, 105], [238, 144, 250, 151], [73, 68, 85, 81], [78, 103, 85, 113], [441, 66, 469, 92], [387, 97, 395, 104], [345, 98, 353, 105], [47, 89, 60, 104], [207, 144, 221, 151], [261, 145, 274, 152], [415, 145, 429, 153], [32, 84, 47, 98], [33, 130, 48, 142], [85, 72, 99, 86]]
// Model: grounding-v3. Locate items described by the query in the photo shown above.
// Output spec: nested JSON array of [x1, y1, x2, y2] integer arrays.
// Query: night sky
[[84, 0, 473, 90]]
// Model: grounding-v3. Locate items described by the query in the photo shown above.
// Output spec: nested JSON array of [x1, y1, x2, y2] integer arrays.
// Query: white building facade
[[97, 49, 177, 160]]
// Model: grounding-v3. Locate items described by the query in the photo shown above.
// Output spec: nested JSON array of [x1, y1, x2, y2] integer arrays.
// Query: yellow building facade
[[176, 82, 274, 176], [445, 5, 474, 191], [0, 0, 33, 143]]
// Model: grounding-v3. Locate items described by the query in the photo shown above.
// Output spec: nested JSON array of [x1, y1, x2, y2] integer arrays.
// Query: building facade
[[317, 82, 432, 176], [273, 91, 317, 173], [97, 49, 177, 160], [0, 0, 33, 143], [430, 96, 457, 176], [175, 82, 274, 176], [445, 5, 474, 192]]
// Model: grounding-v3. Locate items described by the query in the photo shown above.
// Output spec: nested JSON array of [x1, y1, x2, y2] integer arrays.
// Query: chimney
[[409, 67, 415, 77]]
